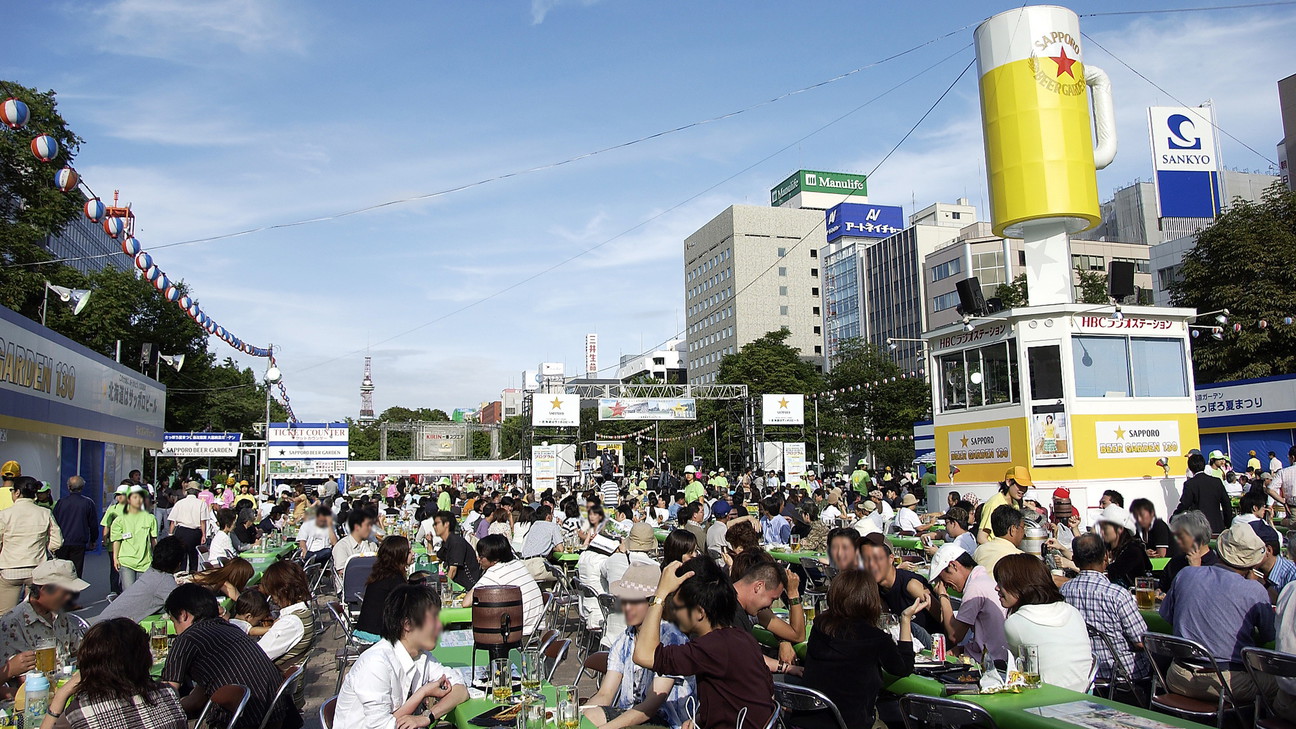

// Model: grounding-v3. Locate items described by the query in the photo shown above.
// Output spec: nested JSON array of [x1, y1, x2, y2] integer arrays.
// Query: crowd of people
[[0, 444, 1290, 728]]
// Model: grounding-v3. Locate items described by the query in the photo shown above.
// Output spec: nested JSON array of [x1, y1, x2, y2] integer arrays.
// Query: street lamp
[[261, 349, 280, 493], [41, 282, 91, 326]]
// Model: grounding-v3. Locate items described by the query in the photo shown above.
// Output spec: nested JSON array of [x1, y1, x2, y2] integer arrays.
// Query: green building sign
[[770, 169, 869, 206]]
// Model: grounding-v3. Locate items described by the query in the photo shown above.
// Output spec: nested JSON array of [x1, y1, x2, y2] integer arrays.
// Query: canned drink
[[932, 633, 947, 662]]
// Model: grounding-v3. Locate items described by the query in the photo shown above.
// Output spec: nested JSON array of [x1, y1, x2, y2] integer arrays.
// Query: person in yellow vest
[[711, 468, 729, 492], [850, 459, 870, 497], [978, 466, 1030, 542], [0, 461, 19, 511]]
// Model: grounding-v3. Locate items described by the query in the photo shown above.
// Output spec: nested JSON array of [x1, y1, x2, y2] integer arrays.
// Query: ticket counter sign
[[1095, 420, 1180, 459], [947, 426, 1012, 465]]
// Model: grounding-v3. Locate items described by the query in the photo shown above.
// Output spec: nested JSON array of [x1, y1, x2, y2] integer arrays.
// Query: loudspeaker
[[985, 297, 1004, 314], [955, 277, 987, 316], [584, 442, 598, 460], [1108, 261, 1136, 302]]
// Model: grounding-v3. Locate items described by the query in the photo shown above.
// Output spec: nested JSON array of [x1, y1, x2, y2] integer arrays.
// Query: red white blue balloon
[[84, 199, 106, 222], [103, 217, 125, 238], [144, 265, 161, 282], [153, 274, 169, 290], [134, 252, 153, 271], [165, 286, 181, 302], [30, 135, 58, 163], [0, 98, 29, 129], [121, 237, 141, 256], [178, 295, 191, 310], [54, 167, 79, 192]]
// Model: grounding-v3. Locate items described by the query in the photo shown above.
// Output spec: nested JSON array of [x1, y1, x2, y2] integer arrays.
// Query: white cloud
[[530, 0, 604, 24], [87, 0, 307, 61]]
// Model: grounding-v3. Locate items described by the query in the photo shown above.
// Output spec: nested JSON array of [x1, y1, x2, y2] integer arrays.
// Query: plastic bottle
[[23, 671, 49, 725]]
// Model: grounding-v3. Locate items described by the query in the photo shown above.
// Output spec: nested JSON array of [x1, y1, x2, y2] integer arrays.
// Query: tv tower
[[359, 357, 375, 423]]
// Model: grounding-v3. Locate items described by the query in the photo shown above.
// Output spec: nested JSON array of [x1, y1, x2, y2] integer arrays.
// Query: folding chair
[[898, 694, 999, 729], [1086, 623, 1145, 706], [537, 629, 560, 654], [1242, 647, 1296, 729], [542, 638, 572, 683], [1143, 632, 1245, 729], [194, 684, 251, 729], [319, 696, 337, 729], [580, 651, 609, 683], [575, 582, 607, 661], [329, 600, 375, 692], [798, 557, 829, 603], [774, 681, 848, 729], [256, 664, 305, 729]]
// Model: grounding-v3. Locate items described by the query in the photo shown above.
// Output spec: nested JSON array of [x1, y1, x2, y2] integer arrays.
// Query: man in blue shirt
[[51, 475, 98, 578], [1252, 521, 1296, 598], [1160, 522, 1278, 707]]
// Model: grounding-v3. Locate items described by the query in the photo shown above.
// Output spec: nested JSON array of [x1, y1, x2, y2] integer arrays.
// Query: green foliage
[[994, 273, 1029, 309], [1169, 182, 1296, 383], [1075, 269, 1108, 305], [821, 338, 930, 470]]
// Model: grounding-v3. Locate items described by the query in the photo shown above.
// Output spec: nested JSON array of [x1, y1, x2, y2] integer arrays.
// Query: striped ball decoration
[[215, 326, 225, 340], [103, 217, 125, 238], [54, 167, 79, 192], [30, 135, 59, 163], [84, 199, 107, 222], [143, 264, 160, 282], [0, 98, 29, 129], [153, 274, 170, 291], [134, 251, 153, 271], [164, 285, 181, 302], [177, 295, 191, 310], [121, 237, 142, 257], [187, 303, 199, 318]]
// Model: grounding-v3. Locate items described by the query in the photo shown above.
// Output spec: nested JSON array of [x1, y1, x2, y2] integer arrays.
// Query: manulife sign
[[771, 169, 869, 209]]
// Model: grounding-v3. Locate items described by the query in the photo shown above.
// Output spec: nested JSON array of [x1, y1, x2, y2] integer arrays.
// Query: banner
[[785, 442, 807, 479], [532, 393, 580, 427], [1149, 106, 1221, 218], [268, 422, 349, 478], [762, 394, 805, 425], [1029, 407, 1071, 465], [161, 432, 241, 458], [598, 398, 697, 421], [824, 202, 904, 242], [268, 459, 347, 477], [532, 445, 557, 488], [947, 426, 1012, 465], [1095, 420, 1181, 459]]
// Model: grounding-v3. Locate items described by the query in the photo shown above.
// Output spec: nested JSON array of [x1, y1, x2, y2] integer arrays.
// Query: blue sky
[[5, 1, 1292, 419]]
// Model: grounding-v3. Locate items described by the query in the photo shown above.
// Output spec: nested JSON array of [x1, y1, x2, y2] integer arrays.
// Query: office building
[[500, 388, 524, 418], [821, 200, 974, 372], [924, 223, 1153, 328], [43, 215, 128, 275], [684, 205, 825, 383], [1079, 171, 1279, 247], [617, 338, 686, 383], [1279, 73, 1294, 191]]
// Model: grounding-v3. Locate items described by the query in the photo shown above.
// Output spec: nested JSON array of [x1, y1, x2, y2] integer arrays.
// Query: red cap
[[1052, 487, 1071, 500]]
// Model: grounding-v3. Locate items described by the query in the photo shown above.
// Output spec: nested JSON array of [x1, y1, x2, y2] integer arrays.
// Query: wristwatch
[[647, 596, 662, 606], [787, 597, 802, 606]]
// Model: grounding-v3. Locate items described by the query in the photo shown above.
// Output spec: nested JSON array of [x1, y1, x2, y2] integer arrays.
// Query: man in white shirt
[[819, 488, 844, 524], [894, 494, 925, 534], [296, 506, 337, 564], [167, 483, 212, 573], [462, 534, 544, 636], [335, 584, 468, 729], [333, 511, 378, 591]]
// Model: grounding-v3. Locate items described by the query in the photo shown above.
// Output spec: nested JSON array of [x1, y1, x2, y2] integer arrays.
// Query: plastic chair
[[774, 681, 848, 729], [576, 582, 607, 661], [194, 684, 251, 729], [899, 694, 998, 729], [1242, 647, 1296, 729], [319, 696, 337, 729], [580, 651, 609, 683], [1143, 632, 1243, 729], [542, 637, 572, 683], [255, 663, 304, 729]]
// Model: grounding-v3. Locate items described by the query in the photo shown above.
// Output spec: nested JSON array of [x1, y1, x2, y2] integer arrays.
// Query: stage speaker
[[955, 277, 987, 316], [1108, 261, 1136, 302]]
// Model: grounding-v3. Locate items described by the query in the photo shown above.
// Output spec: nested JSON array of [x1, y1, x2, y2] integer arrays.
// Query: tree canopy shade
[[821, 338, 930, 469], [1169, 182, 1296, 383]]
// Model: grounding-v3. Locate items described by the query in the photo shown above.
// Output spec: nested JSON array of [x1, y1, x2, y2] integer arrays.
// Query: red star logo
[[1050, 47, 1077, 78], [609, 401, 627, 417]]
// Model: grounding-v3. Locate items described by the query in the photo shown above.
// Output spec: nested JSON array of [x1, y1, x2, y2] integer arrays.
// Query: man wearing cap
[[705, 500, 735, 563], [1160, 522, 1278, 706], [930, 543, 1009, 663], [682, 466, 705, 507], [0, 476, 64, 614], [0, 559, 87, 658], [1250, 521, 1296, 598], [0, 461, 20, 511], [1247, 450, 1263, 473], [851, 499, 882, 536], [585, 563, 696, 729], [849, 459, 870, 496], [52, 476, 98, 579], [168, 481, 213, 574], [1205, 449, 1230, 480], [818, 488, 843, 524], [978, 466, 1029, 540], [1175, 452, 1233, 534], [99, 482, 131, 596]]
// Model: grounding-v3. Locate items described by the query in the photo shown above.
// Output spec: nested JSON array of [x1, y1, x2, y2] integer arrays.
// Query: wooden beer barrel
[[471, 585, 524, 648]]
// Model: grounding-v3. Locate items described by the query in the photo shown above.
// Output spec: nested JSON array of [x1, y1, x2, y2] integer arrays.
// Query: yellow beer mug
[[975, 5, 1115, 238]]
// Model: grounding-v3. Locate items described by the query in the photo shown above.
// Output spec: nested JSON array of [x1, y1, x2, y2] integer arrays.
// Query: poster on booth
[[162, 432, 241, 458], [947, 426, 1012, 465], [762, 394, 805, 425], [1029, 408, 1071, 465], [1095, 421, 1180, 459], [268, 422, 348, 478], [532, 394, 580, 427], [784, 442, 807, 480], [598, 398, 696, 421], [532, 445, 558, 488]]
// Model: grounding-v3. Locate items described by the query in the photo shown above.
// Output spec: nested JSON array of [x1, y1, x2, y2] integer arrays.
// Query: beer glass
[[34, 640, 56, 675], [1135, 577, 1157, 610], [519, 648, 543, 699], [556, 685, 579, 729], [491, 658, 513, 703], [1019, 644, 1041, 687]]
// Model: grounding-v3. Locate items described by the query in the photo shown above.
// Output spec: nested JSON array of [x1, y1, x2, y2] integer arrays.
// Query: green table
[[767, 550, 824, 565], [882, 670, 1213, 729], [241, 544, 297, 585], [432, 645, 595, 729], [553, 552, 581, 563], [654, 529, 669, 544], [1150, 557, 1170, 572], [888, 535, 923, 550]]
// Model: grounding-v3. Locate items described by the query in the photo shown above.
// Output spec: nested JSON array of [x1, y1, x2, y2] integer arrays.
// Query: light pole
[[263, 348, 281, 492]]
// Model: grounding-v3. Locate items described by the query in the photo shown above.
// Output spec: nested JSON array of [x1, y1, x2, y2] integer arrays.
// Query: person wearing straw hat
[[894, 493, 925, 535], [0, 559, 88, 658], [1160, 522, 1280, 709], [599, 523, 660, 646], [585, 563, 695, 729]]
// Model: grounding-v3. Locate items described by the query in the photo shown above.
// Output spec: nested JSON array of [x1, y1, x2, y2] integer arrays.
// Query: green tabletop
[[766, 550, 824, 565], [1141, 608, 1171, 634], [1149, 557, 1170, 572], [441, 606, 472, 625], [654, 529, 669, 543], [888, 535, 923, 550], [554, 552, 582, 563], [432, 645, 595, 729], [752, 624, 808, 659]]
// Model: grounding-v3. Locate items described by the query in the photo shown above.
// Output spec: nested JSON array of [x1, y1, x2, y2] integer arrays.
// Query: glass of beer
[[804, 598, 818, 622], [556, 685, 579, 729], [789, 534, 801, 551], [491, 658, 513, 703], [516, 698, 546, 729], [1135, 577, 1157, 610], [34, 640, 56, 675], [1019, 644, 1041, 687], [519, 648, 543, 699], [150, 623, 170, 663]]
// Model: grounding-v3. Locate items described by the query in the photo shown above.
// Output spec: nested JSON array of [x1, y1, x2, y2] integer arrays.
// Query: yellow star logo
[[549, 397, 563, 410], [960, 435, 969, 448], [1114, 426, 1126, 440], [778, 398, 790, 409]]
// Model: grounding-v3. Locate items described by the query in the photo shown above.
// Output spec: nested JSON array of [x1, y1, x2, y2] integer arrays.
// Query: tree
[[1169, 182, 1296, 383], [822, 338, 930, 470], [1075, 269, 1108, 304], [994, 273, 1029, 309]]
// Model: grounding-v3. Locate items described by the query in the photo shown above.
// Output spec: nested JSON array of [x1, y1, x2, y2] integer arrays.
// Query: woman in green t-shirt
[[111, 487, 157, 590]]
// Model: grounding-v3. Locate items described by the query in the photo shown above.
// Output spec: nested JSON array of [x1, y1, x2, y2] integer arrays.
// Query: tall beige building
[[684, 205, 825, 383]]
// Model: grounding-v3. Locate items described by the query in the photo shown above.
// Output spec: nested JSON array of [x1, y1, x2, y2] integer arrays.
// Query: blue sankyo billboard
[[824, 202, 905, 242], [1149, 106, 1222, 219]]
